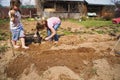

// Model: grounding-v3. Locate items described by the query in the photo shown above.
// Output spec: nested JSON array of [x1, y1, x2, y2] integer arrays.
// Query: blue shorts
[[11, 27, 25, 41]]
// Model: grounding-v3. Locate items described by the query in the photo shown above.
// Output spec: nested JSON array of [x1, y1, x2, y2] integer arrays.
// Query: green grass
[[63, 30, 72, 35], [0, 19, 9, 24], [79, 20, 112, 28], [0, 19, 10, 40], [27, 18, 35, 21], [67, 18, 120, 28], [59, 27, 72, 35], [0, 44, 8, 53], [62, 18, 120, 35], [95, 30, 105, 34], [0, 30, 8, 40]]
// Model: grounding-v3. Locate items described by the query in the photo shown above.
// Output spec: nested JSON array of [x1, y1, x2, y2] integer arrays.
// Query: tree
[[111, 0, 120, 8], [78, 2, 87, 21], [35, 0, 45, 17], [111, 0, 120, 17]]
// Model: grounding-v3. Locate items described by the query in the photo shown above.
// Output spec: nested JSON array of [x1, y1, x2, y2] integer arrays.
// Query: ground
[[0, 19, 120, 80]]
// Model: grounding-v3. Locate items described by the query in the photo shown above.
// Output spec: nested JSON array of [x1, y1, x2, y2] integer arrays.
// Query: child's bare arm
[[45, 27, 56, 40], [9, 10, 16, 23]]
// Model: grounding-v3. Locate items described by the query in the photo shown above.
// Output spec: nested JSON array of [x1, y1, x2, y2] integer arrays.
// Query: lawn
[[67, 18, 120, 28]]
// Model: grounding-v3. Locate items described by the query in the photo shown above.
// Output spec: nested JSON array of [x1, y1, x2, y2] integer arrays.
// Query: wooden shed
[[42, 0, 115, 19], [85, 0, 115, 19], [43, 0, 85, 19]]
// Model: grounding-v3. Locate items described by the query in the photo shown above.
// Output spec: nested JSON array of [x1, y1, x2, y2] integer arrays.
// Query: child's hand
[[45, 37, 49, 41], [33, 34, 37, 37]]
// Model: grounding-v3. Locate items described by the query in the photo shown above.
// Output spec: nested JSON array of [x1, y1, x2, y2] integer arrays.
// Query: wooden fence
[[0, 7, 37, 19]]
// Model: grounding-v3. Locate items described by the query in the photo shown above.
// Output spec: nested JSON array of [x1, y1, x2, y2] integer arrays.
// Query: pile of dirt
[[0, 20, 120, 80], [6, 47, 96, 78]]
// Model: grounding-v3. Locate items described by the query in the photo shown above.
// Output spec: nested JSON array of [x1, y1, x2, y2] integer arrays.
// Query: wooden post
[[54, 2, 56, 11], [68, 2, 70, 18], [30, 10, 32, 18]]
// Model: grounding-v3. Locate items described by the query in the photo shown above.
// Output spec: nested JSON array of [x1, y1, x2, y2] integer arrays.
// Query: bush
[[102, 16, 112, 20], [81, 16, 88, 21]]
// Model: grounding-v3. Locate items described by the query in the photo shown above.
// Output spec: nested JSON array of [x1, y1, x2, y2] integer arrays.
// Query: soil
[[0, 20, 120, 80]]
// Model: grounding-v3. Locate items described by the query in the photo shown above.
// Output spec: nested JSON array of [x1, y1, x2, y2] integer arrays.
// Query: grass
[[79, 20, 112, 28], [27, 18, 35, 21], [67, 18, 120, 28], [0, 44, 8, 53], [0, 19, 9, 24], [63, 30, 72, 35], [0, 30, 8, 40], [64, 18, 120, 35], [95, 30, 105, 34], [0, 19, 10, 40]]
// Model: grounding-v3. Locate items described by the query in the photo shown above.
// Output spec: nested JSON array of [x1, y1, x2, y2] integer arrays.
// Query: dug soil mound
[[6, 47, 96, 78], [0, 20, 120, 80]]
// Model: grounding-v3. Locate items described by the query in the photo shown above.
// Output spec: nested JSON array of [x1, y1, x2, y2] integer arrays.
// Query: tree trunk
[[78, 2, 87, 18], [35, 0, 44, 17]]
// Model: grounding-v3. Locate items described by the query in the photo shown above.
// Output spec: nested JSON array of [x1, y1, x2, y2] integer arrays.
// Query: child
[[34, 22, 44, 37], [33, 22, 43, 43], [41, 17, 61, 43], [8, 0, 29, 49]]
